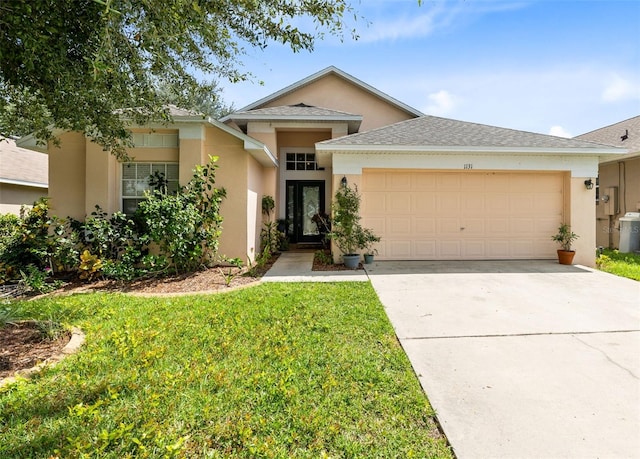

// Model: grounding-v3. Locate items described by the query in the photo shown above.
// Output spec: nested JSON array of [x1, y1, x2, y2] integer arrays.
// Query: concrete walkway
[[261, 251, 369, 282]]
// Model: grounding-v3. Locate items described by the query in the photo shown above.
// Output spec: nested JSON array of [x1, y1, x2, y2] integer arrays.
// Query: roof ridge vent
[[290, 102, 314, 108]]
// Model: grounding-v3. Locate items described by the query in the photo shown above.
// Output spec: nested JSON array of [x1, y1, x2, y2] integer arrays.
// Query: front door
[[286, 180, 325, 243]]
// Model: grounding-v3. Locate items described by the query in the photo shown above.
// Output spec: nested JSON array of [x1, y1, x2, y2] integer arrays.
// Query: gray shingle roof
[[575, 115, 640, 152], [319, 115, 619, 150], [231, 104, 361, 118], [0, 137, 48, 186]]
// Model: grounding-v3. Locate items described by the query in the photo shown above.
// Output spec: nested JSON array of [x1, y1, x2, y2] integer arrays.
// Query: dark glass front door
[[286, 180, 325, 243]]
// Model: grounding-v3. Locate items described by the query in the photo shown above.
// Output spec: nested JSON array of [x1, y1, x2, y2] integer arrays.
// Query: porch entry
[[285, 180, 326, 243]]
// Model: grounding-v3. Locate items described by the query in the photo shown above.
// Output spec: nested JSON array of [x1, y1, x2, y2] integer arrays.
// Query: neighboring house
[[0, 137, 48, 215], [575, 115, 640, 249], [17, 67, 623, 266]]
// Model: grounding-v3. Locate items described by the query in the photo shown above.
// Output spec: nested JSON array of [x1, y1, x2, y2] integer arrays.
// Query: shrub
[[0, 199, 63, 283], [0, 213, 20, 253], [135, 156, 226, 273], [0, 157, 228, 284]]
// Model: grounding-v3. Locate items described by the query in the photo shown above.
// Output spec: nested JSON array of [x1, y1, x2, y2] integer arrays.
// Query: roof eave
[[205, 117, 278, 168], [315, 144, 627, 155], [0, 177, 48, 188], [228, 114, 363, 123]]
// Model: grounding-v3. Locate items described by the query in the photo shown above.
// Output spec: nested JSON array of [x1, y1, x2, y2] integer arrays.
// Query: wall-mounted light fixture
[[584, 178, 594, 190], [341, 176, 348, 187]]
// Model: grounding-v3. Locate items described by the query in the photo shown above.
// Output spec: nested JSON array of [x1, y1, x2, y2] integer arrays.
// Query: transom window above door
[[286, 153, 318, 171]]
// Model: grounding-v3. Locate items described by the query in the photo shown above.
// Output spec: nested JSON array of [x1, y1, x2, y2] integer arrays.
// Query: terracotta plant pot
[[557, 249, 576, 265]]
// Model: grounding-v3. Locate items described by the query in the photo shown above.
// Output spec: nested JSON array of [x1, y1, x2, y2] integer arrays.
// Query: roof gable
[[233, 66, 423, 117], [221, 66, 423, 132]]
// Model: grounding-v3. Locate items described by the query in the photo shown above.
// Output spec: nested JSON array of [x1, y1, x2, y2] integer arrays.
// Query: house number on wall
[[463, 164, 473, 169]]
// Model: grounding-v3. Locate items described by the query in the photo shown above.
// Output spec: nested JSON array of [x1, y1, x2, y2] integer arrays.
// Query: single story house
[[17, 66, 624, 267], [575, 115, 640, 249], [0, 137, 48, 215]]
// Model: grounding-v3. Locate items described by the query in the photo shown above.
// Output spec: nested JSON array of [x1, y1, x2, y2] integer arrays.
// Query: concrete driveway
[[365, 260, 640, 459]]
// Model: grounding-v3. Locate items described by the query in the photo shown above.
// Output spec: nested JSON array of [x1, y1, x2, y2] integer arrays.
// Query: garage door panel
[[438, 218, 461, 233], [535, 193, 563, 213], [536, 218, 560, 234], [511, 240, 536, 257], [510, 194, 535, 213], [388, 240, 412, 258], [413, 194, 436, 213], [439, 241, 462, 258], [462, 194, 485, 213], [461, 174, 486, 190], [362, 191, 387, 213], [464, 240, 486, 257], [463, 218, 486, 234], [510, 217, 535, 233], [389, 217, 411, 235], [487, 218, 509, 234], [388, 194, 411, 213], [413, 173, 437, 190], [536, 174, 563, 191], [487, 240, 510, 258], [486, 194, 509, 213], [362, 171, 563, 260], [438, 195, 461, 214], [388, 173, 412, 191], [486, 174, 510, 191], [437, 174, 462, 190], [415, 240, 437, 257], [362, 171, 386, 190], [414, 217, 436, 234], [363, 216, 386, 235]]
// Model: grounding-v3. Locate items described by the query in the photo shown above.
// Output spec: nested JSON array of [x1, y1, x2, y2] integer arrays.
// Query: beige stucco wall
[[204, 126, 250, 261], [247, 155, 264, 261], [262, 73, 414, 131], [596, 156, 640, 249], [47, 132, 86, 220], [569, 176, 596, 267], [0, 184, 47, 215], [278, 130, 332, 147]]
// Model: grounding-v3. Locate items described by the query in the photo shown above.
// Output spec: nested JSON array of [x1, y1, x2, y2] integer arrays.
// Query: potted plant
[[359, 227, 381, 264], [328, 185, 364, 269], [552, 223, 579, 265]]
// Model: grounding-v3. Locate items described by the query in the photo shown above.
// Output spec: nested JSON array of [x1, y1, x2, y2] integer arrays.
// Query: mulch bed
[[0, 321, 71, 380]]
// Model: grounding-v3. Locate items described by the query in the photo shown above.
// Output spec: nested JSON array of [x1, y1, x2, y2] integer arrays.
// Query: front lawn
[[596, 249, 640, 281], [0, 283, 452, 458]]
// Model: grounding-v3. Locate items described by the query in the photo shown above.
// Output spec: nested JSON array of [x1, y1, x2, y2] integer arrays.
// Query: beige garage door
[[361, 170, 564, 260]]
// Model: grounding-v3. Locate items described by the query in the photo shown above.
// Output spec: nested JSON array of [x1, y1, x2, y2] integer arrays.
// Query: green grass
[[596, 249, 640, 281], [0, 283, 452, 458]]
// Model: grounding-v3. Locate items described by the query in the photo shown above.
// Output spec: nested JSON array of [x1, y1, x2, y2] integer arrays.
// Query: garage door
[[361, 170, 564, 260]]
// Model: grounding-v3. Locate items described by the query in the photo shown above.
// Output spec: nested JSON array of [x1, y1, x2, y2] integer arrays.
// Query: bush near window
[[0, 156, 228, 285]]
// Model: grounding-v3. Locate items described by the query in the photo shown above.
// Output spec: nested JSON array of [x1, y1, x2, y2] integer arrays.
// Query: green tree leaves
[[0, 0, 357, 157]]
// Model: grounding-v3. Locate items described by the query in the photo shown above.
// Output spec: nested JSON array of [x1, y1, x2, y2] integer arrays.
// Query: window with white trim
[[122, 162, 179, 214]]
